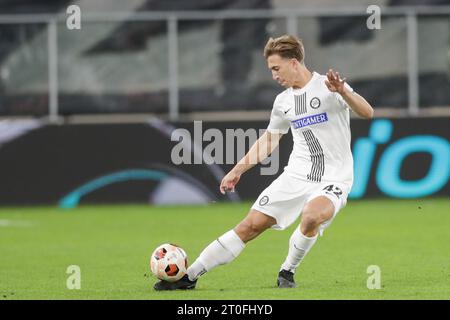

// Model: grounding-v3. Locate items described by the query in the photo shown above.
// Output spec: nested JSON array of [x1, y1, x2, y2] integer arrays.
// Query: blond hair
[[263, 35, 305, 63]]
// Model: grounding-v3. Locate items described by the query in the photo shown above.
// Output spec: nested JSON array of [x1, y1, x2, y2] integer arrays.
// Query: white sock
[[280, 227, 318, 273], [187, 229, 245, 281]]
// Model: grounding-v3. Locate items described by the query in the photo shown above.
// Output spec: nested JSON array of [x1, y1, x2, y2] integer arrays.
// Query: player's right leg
[[153, 209, 276, 291]]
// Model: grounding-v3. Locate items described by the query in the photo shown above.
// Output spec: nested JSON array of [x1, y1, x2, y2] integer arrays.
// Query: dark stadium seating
[[0, 0, 449, 116]]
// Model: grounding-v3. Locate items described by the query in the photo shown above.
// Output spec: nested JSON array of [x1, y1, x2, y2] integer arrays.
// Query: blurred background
[[0, 0, 448, 207]]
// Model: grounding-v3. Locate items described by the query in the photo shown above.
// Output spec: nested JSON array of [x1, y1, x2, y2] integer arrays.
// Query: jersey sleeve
[[335, 82, 354, 110], [267, 95, 290, 134]]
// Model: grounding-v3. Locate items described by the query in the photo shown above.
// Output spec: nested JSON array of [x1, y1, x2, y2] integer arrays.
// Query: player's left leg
[[277, 196, 334, 288], [300, 196, 335, 237]]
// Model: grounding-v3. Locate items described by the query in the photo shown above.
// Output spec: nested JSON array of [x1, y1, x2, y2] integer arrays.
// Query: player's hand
[[325, 69, 347, 94], [220, 171, 241, 195]]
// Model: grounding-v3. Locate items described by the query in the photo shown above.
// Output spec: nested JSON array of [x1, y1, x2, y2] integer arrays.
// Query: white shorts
[[251, 172, 350, 235]]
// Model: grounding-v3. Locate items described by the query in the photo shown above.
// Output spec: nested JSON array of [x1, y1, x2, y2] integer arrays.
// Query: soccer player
[[154, 35, 374, 290]]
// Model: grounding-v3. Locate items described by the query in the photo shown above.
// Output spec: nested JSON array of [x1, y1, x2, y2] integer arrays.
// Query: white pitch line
[[0, 219, 33, 227]]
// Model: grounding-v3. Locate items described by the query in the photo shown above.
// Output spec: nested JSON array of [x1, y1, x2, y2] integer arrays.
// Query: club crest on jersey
[[310, 97, 321, 109], [291, 112, 328, 129]]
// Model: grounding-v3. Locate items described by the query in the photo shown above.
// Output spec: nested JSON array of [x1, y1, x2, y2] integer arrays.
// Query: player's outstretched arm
[[219, 130, 283, 194], [325, 69, 374, 119]]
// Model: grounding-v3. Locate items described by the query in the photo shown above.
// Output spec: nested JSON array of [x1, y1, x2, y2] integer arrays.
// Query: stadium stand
[[0, 0, 449, 117]]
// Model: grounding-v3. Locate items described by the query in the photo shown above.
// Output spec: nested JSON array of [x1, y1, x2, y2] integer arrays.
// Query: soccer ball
[[150, 243, 188, 282]]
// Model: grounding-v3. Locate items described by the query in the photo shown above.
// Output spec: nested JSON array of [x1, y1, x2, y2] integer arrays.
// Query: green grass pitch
[[0, 199, 449, 300]]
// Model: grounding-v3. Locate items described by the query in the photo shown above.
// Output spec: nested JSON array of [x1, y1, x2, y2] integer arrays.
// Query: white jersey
[[267, 71, 354, 190]]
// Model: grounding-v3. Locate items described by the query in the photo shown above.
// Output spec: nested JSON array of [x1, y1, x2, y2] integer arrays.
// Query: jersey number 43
[[323, 185, 343, 199]]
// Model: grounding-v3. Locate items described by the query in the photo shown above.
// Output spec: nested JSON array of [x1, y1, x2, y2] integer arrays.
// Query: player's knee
[[234, 220, 264, 243], [301, 208, 330, 229], [300, 213, 320, 232]]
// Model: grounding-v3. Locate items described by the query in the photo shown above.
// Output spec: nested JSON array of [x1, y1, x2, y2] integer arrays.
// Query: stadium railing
[[0, 6, 449, 122]]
